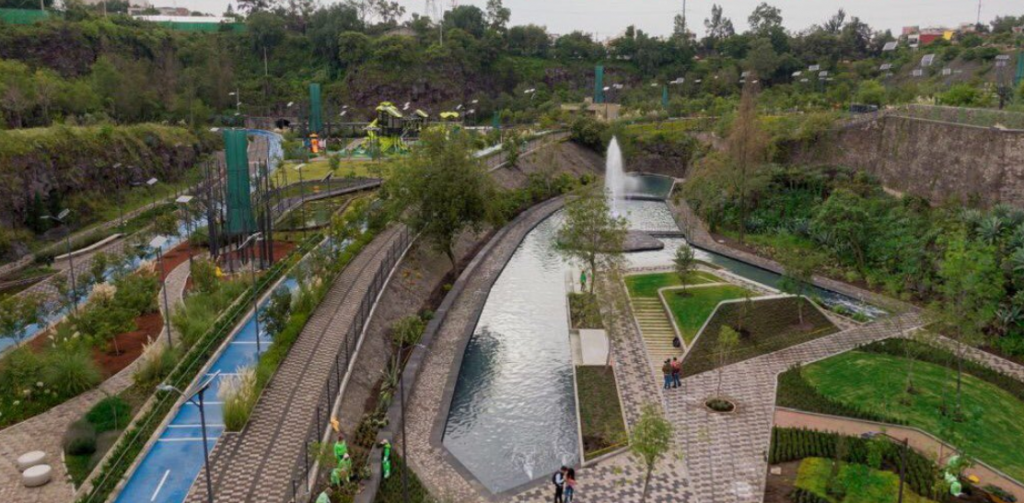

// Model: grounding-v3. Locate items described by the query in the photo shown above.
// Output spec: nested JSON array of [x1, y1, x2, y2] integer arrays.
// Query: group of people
[[552, 465, 578, 502], [661, 356, 682, 389]]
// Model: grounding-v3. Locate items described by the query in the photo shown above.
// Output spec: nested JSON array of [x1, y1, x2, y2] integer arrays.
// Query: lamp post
[[43, 209, 78, 315], [294, 163, 307, 239], [158, 371, 220, 503], [149, 235, 174, 348], [176, 195, 195, 269], [229, 89, 241, 115], [240, 231, 263, 357]]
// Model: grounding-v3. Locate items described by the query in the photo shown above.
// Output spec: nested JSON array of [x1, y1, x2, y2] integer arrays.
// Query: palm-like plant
[[1009, 224, 1024, 251], [977, 215, 1003, 246]]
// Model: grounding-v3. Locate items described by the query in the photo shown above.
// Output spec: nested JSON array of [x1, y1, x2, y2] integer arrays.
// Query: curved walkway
[[0, 258, 191, 503], [182, 226, 407, 503]]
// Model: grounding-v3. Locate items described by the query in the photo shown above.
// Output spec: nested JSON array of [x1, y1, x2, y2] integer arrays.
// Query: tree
[[630, 403, 674, 503], [236, 0, 276, 14], [824, 9, 846, 34], [259, 286, 293, 339], [485, 0, 510, 31], [725, 85, 768, 243], [390, 127, 497, 273], [673, 244, 696, 294], [715, 325, 740, 397], [932, 232, 1004, 419], [555, 185, 627, 295], [748, 2, 782, 35], [444, 5, 487, 38], [500, 129, 525, 168], [743, 38, 780, 80], [508, 25, 550, 57], [811, 189, 873, 278], [703, 4, 735, 50], [778, 248, 819, 326], [0, 294, 43, 348]]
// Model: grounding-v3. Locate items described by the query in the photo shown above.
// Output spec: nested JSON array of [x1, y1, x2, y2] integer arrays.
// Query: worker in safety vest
[[380, 439, 392, 479], [334, 435, 348, 463]]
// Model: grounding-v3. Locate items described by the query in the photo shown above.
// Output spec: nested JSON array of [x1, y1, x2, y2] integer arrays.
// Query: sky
[[175, 0, 1021, 39]]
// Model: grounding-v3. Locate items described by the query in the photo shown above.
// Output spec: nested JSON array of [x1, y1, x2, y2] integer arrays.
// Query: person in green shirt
[[334, 435, 349, 464], [380, 439, 392, 479]]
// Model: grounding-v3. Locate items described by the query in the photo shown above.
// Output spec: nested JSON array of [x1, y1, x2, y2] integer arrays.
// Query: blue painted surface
[[115, 277, 298, 503]]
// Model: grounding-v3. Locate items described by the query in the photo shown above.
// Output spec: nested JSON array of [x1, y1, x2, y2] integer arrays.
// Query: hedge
[[776, 364, 905, 425]]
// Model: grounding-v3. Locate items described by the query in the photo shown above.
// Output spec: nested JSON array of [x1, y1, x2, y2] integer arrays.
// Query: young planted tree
[[630, 403, 674, 503], [932, 232, 1004, 419], [259, 287, 293, 340], [390, 126, 498, 274], [778, 248, 819, 326], [673, 243, 696, 295], [725, 85, 768, 243], [556, 185, 628, 294], [0, 294, 43, 348], [715, 325, 740, 398]]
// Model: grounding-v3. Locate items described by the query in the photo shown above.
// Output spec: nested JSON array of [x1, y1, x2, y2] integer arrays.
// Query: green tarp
[[1016, 52, 1023, 87], [223, 129, 256, 235], [662, 85, 669, 109], [594, 66, 605, 104], [0, 8, 50, 25], [309, 83, 323, 135]]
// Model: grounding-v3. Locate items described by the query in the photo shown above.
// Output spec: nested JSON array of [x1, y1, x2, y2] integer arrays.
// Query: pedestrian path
[[182, 226, 406, 503]]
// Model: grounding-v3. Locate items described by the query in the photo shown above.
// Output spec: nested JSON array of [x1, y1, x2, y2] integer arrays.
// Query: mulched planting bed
[[682, 296, 838, 377], [576, 365, 627, 459]]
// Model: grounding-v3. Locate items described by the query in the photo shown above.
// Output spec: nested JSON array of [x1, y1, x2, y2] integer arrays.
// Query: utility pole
[[977, 0, 982, 27]]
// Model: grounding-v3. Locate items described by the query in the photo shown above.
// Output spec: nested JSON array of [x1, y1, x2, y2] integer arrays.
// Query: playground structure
[[348, 102, 450, 158]]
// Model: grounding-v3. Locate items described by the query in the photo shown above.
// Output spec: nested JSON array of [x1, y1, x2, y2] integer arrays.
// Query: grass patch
[[624, 270, 720, 298], [682, 296, 837, 376], [777, 365, 905, 425], [804, 350, 1024, 483], [662, 284, 752, 343], [273, 159, 382, 187], [568, 292, 603, 329], [576, 365, 627, 459], [795, 457, 935, 503]]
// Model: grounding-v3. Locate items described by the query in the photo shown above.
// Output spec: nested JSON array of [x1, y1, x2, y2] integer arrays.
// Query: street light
[[176, 195, 195, 268], [239, 232, 264, 357], [149, 235, 174, 348], [229, 89, 241, 114], [43, 209, 78, 315], [294, 164, 307, 239], [158, 371, 220, 503]]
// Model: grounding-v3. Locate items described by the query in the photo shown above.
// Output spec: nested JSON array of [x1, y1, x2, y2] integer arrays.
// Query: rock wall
[[790, 116, 1024, 206]]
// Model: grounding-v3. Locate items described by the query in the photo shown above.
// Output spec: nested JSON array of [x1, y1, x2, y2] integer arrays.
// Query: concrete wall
[[790, 115, 1024, 206]]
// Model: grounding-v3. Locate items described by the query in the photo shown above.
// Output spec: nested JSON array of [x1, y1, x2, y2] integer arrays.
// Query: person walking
[[552, 466, 567, 503], [671, 357, 682, 388], [662, 359, 672, 390], [565, 468, 577, 502]]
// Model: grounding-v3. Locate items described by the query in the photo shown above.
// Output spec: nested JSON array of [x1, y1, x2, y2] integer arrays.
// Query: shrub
[[220, 367, 258, 432], [43, 345, 102, 397], [189, 259, 218, 295], [568, 292, 604, 329], [390, 315, 425, 347], [86, 396, 132, 433], [133, 339, 180, 388], [64, 419, 98, 456]]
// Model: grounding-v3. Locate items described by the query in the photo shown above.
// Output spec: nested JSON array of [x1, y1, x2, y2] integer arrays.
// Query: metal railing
[[289, 227, 411, 502]]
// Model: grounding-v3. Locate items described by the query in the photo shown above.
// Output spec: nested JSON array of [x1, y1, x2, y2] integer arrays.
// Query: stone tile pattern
[[182, 227, 404, 503], [667, 312, 922, 503], [0, 258, 191, 503]]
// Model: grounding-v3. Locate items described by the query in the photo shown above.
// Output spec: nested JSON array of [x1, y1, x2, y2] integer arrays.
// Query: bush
[[568, 292, 604, 329], [43, 345, 102, 397], [189, 258, 218, 295], [220, 367, 258, 432], [133, 339, 180, 388], [64, 419, 98, 456], [390, 315, 425, 347], [86, 396, 132, 433]]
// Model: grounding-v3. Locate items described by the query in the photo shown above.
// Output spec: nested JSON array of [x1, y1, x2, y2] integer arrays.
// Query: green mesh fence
[[223, 129, 256, 235], [662, 85, 669, 109], [594, 65, 605, 104], [309, 83, 323, 135], [1016, 52, 1023, 87], [0, 8, 50, 24]]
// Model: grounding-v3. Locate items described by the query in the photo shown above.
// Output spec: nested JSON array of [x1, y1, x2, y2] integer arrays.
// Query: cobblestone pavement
[[0, 258, 191, 503], [667, 312, 923, 503], [183, 226, 405, 503]]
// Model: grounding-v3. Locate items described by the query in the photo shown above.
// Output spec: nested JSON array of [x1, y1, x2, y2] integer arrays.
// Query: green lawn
[[624, 271, 721, 298], [274, 159, 385, 187], [662, 284, 751, 343], [576, 366, 627, 459], [795, 457, 935, 503], [804, 351, 1024, 482], [682, 296, 837, 376]]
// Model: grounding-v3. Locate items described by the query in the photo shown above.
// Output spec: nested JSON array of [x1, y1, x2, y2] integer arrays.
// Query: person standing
[[671, 357, 682, 388], [552, 466, 567, 503], [662, 359, 672, 390], [565, 468, 577, 502]]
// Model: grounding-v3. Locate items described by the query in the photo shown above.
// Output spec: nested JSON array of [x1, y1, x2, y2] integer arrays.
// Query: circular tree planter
[[704, 397, 736, 413]]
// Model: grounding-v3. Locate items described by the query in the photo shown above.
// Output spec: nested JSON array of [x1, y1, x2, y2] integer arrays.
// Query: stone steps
[[630, 297, 682, 379]]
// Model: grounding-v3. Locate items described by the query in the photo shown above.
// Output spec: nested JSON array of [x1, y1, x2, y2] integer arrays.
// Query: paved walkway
[[183, 226, 406, 503], [773, 408, 1024, 501], [666, 312, 922, 503], [0, 258, 191, 503]]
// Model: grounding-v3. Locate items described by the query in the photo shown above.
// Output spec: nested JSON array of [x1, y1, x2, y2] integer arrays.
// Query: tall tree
[[748, 2, 782, 35], [556, 185, 628, 294], [824, 9, 846, 34], [630, 403, 674, 503], [485, 0, 510, 31], [715, 325, 740, 397], [673, 243, 696, 295], [725, 85, 767, 243], [390, 126, 497, 273], [703, 4, 735, 47], [778, 248, 819, 326]]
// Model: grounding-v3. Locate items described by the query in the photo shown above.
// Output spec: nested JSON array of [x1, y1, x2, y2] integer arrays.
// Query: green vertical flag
[[662, 85, 669, 109], [1015, 52, 1024, 87], [594, 65, 605, 104], [223, 129, 256, 235], [309, 83, 323, 134], [492, 110, 501, 129]]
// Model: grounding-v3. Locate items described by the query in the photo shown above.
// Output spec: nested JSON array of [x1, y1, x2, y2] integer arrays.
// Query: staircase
[[631, 297, 682, 376]]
